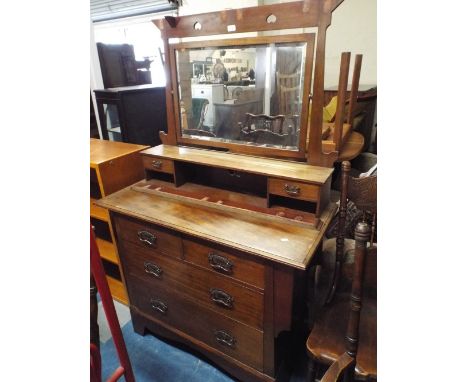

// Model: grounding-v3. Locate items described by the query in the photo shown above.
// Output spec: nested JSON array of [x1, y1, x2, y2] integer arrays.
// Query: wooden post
[[343, 220, 371, 382], [346, 54, 363, 125], [333, 52, 351, 152]]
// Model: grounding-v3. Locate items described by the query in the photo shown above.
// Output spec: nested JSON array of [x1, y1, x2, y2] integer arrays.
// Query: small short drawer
[[121, 240, 264, 330], [182, 238, 265, 290], [268, 177, 320, 202], [129, 277, 264, 372], [113, 215, 182, 258], [141, 156, 174, 174]]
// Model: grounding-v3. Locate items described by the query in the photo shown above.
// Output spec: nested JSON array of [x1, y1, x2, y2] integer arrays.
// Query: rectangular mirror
[[170, 34, 314, 156]]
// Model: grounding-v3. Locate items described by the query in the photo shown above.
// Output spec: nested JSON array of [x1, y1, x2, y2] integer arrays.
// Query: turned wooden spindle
[[343, 220, 371, 382], [325, 160, 350, 304]]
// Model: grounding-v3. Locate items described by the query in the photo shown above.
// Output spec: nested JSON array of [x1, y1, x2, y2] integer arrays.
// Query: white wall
[[178, 0, 259, 16], [325, 0, 376, 87], [190, 0, 377, 88]]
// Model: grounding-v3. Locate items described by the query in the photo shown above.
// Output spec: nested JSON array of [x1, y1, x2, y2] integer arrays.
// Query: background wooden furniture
[[97, 144, 336, 382], [90, 138, 149, 304], [324, 84, 377, 154], [336, 131, 365, 162], [307, 161, 377, 382], [96, 42, 152, 88], [94, 85, 167, 146]]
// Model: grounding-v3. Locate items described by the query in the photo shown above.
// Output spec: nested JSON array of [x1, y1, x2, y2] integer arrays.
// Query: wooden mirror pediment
[[153, 0, 358, 167]]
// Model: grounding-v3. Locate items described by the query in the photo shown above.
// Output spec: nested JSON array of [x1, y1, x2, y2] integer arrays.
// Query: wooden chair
[[276, 71, 301, 121], [279, 85, 301, 116], [307, 161, 377, 382], [324, 161, 377, 304], [238, 113, 293, 146], [241, 113, 286, 133]]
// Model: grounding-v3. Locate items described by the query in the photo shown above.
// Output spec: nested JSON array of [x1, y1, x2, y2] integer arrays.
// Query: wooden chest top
[[90, 138, 148, 167], [97, 187, 336, 269]]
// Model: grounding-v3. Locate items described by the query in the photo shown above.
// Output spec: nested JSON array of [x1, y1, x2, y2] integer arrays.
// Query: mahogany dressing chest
[[96, 1, 362, 380]]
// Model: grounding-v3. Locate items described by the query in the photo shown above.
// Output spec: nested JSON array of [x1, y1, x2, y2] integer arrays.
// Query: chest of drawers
[[97, 145, 335, 381]]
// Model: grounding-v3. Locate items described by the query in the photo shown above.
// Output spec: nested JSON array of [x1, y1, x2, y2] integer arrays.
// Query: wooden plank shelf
[[90, 198, 109, 222], [106, 275, 128, 305], [141, 144, 334, 185], [96, 238, 118, 264]]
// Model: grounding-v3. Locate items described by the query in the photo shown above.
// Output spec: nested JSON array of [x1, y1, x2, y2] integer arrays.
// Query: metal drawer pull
[[137, 230, 157, 246], [208, 252, 233, 274], [152, 160, 163, 169], [284, 183, 300, 196], [144, 261, 163, 278], [214, 330, 236, 348], [150, 298, 168, 314], [210, 288, 234, 308]]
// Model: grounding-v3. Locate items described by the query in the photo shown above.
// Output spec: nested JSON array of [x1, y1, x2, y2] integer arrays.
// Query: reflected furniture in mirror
[[171, 34, 313, 156], [96, 1, 367, 381], [94, 85, 167, 146]]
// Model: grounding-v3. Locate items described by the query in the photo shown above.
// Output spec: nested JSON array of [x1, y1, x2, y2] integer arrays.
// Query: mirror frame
[[169, 34, 315, 158], [153, 0, 346, 166]]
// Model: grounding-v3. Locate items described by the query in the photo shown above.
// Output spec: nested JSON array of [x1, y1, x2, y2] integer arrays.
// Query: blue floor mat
[[100, 322, 234, 382]]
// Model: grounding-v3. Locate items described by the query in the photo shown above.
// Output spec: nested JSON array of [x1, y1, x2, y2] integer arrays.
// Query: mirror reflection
[[175, 41, 307, 149]]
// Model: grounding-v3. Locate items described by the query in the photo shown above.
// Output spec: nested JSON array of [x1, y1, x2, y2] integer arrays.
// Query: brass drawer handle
[[208, 252, 233, 274], [144, 261, 163, 278], [150, 298, 168, 314], [284, 183, 300, 196], [210, 288, 234, 309], [137, 230, 157, 246], [214, 330, 236, 348], [152, 160, 163, 169]]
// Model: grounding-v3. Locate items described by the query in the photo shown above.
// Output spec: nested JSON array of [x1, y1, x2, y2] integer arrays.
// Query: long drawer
[[182, 237, 265, 290], [128, 274, 264, 372], [120, 240, 264, 330], [113, 215, 182, 258]]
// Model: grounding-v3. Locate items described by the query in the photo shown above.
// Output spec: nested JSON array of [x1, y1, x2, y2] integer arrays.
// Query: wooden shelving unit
[[90, 138, 149, 305], [90, 198, 109, 222]]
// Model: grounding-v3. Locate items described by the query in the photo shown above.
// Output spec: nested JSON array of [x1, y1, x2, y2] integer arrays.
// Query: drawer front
[[114, 215, 182, 258], [268, 177, 320, 202], [128, 275, 264, 372], [141, 155, 174, 174], [120, 240, 264, 330], [182, 238, 265, 290]]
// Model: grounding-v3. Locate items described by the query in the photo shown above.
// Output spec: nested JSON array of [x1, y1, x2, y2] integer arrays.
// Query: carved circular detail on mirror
[[193, 21, 202, 30], [266, 14, 277, 24]]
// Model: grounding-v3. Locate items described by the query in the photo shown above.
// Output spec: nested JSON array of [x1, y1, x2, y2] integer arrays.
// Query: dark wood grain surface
[[119, 239, 265, 330], [97, 188, 335, 269], [128, 275, 264, 371]]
